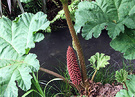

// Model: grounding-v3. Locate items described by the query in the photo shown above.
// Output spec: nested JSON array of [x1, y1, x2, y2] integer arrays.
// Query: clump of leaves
[[75, 0, 135, 60], [0, 12, 50, 97]]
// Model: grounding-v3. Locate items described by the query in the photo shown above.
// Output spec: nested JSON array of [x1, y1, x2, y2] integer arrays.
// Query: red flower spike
[[67, 46, 82, 85]]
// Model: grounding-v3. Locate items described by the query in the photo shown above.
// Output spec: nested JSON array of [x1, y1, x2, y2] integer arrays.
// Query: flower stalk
[[61, 0, 87, 86]]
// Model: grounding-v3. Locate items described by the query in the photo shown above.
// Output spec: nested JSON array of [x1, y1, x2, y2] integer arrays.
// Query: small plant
[[115, 69, 128, 90], [115, 69, 135, 97], [88, 52, 110, 81]]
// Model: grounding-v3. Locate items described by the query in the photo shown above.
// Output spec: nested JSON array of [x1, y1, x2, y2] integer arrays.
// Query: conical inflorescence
[[67, 46, 82, 85]]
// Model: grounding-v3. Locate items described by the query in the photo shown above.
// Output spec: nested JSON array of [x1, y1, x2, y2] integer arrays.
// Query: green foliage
[[51, 0, 80, 23], [22, 73, 45, 97], [92, 66, 115, 84], [0, 12, 50, 97], [88, 52, 110, 70], [115, 69, 128, 83], [23, 74, 59, 97], [110, 28, 135, 60], [23, 0, 43, 14], [0, 12, 49, 55], [115, 75, 135, 97], [75, 0, 135, 60], [75, 0, 135, 39], [75, 1, 107, 39], [56, 64, 79, 96]]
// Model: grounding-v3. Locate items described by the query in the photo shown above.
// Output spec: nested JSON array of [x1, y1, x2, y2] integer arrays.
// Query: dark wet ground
[[30, 27, 126, 80]]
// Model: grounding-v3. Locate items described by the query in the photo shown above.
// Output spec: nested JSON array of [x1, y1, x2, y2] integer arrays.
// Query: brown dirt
[[79, 79, 123, 97]]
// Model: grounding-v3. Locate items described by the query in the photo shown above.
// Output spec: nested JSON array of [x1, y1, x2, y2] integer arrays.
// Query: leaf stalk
[[39, 67, 80, 91], [62, 2, 87, 86], [123, 82, 128, 91], [91, 69, 97, 81]]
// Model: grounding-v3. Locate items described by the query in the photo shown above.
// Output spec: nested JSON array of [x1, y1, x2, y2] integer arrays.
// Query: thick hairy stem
[[62, 3, 87, 85], [39, 67, 80, 91]]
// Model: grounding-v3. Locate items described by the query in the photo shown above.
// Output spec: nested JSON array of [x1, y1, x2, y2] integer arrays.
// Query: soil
[[80, 80, 123, 97]]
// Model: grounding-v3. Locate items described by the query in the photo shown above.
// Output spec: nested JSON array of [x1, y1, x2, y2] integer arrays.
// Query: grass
[[121, 59, 135, 73], [22, 72, 45, 97], [23, 56, 135, 97], [22, 72, 61, 97], [87, 64, 116, 84], [23, 58, 79, 97], [54, 59, 79, 96], [87, 58, 135, 85]]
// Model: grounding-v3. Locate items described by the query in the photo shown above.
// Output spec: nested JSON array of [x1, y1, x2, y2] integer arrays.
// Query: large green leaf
[[110, 28, 135, 60], [74, 1, 108, 39], [0, 54, 39, 97], [124, 13, 135, 29], [0, 12, 49, 55], [115, 75, 135, 97], [75, 0, 135, 39], [0, 12, 50, 97]]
